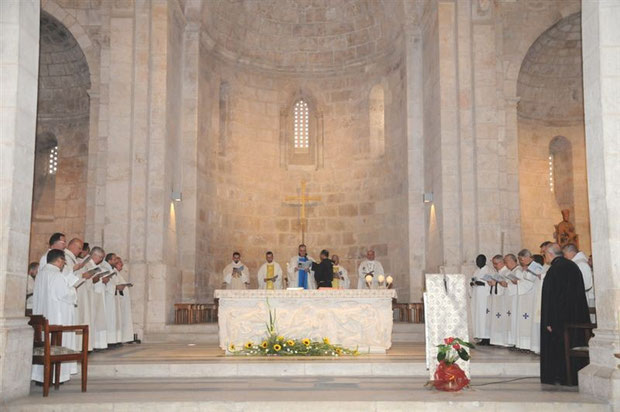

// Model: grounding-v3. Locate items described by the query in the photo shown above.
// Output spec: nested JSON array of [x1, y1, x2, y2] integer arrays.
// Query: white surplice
[[504, 268, 519, 347], [470, 265, 493, 340], [91, 271, 108, 349], [489, 266, 510, 346], [286, 255, 316, 289], [75, 258, 95, 351], [530, 263, 549, 354], [223, 261, 250, 290], [332, 265, 350, 289], [115, 270, 135, 343], [100, 261, 119, 344], [515, 266, 536, 350], [357, 260, 385, 289], [572, 251, 595, 307], [257, 262, 283, 290], [31, 264, 77, 383]]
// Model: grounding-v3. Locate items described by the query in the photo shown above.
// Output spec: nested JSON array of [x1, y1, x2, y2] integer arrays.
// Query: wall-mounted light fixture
[[423, 192, 433, 204], [171, 191, 183, 202]]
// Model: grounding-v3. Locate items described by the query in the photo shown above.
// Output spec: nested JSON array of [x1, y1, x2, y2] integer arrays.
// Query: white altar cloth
[[214, 289, 397, 353]]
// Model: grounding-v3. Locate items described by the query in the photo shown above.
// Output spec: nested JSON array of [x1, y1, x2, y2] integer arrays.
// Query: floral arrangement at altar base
[[429, 337, 474, 392], [227, 301, 359, 357]]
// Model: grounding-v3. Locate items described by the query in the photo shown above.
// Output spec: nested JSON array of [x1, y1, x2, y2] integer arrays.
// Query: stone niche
[[517, 12, 591, 255], [29, 10, 90, 262], [196, 0, 411, 301]]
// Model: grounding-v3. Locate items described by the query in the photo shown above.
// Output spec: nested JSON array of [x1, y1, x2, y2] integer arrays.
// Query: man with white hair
[[540, 243, 590, 385], [562, 243, 594, 308], [357, 250, 385, 289], [516, 249, 536, 351]]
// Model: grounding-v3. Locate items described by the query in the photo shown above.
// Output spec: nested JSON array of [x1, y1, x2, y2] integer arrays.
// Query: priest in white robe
[[515, 249, 537, 350], [331, 255, 350, 289], [223, 252, 250, 290], [531, 242, 552, 354], [562, 244, 595, 308], [26, 262, 39, 312], [89, 247, 108, 350], [503, 254, 520, 347], [37, 232, 66, 272], [470, 254, 493, 344], [357, 250, 385, 289], [257, 251, 283, 290], [114, 257, 135, 343], [32, 249, 76, 383], [287, 244, 316, 289], [489, 255, 510, 346], [101, 253, 120, 345]]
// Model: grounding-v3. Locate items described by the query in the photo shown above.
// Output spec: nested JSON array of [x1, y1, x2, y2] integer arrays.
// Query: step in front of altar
[[87, 343, 539, 379]]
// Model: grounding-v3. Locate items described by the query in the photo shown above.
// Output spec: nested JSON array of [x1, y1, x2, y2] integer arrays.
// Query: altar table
[[214, 289, 397, 353]]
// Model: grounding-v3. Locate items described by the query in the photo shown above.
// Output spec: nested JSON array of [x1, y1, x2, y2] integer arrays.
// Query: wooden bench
[[29, 315, 88, 397], [175, 302, 219, 324], [392, 301, 424, 323]]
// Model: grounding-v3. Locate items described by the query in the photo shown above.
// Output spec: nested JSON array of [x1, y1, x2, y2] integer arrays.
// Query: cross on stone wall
[[284, 180, 321, 244]]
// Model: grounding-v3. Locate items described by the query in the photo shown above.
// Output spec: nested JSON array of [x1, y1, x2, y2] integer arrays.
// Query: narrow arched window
[[369, 84, 385, 158], [48, 145, 58, 175], [293, 99, 309, 151]]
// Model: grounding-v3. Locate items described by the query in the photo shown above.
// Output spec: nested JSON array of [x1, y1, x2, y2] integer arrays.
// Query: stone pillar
[[0, 0, 40, 401], [579, 0, 620, 408]]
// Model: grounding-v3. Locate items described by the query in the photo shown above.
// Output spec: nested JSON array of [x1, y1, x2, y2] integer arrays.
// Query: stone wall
[[196, 34, 411, 301]]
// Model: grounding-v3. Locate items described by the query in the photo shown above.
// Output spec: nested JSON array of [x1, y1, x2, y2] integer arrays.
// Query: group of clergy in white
[[222, 245, 387, 290], [29, 232, 136, 384], [469, 241, 594, 354]]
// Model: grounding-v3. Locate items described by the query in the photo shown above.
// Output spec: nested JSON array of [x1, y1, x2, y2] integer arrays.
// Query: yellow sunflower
[[244, 341, 253, 349], [277, 335, 285, 341], [286, 340, 295, 346], [336, 348, 343, 355], [302, 338, 311, 346], [323, 337, 330, 345], [353, 350, 359, 356], [273, 344, 282, 352], [260, 341, 268, 349], [228, 344, 236, 351]]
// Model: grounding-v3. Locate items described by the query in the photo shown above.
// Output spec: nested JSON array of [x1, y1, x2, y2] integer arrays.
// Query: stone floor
[[7, 376, 609, 411]]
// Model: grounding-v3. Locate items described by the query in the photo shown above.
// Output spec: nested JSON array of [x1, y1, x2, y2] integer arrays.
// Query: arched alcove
[[29, 11, 91, 262], [516, 12, 590, 254]]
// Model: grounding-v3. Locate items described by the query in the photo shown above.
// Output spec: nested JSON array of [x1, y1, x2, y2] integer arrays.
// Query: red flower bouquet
[[432, 337, 474, 391]]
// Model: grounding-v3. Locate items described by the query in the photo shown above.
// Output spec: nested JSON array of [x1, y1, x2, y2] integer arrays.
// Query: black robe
[[312, 258, 334, 288], [540, 256, 590, 385]]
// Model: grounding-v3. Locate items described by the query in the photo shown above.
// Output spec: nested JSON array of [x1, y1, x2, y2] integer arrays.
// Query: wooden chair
[[174, 303, 192, 324], [203, 303, 218, 322], [392, 300, 410, 322], [28, 315, 88, 397], [409, 302, 425, 324], [563, 321, 596, 386]]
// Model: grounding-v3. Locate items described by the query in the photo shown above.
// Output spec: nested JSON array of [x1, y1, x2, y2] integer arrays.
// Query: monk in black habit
[[312, 249, 334, 288], [540, 243, 591, 385]]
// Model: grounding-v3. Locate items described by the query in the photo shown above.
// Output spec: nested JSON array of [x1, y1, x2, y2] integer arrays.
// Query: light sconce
[[423, 192, 433, 204], [171, 191, 183, 202]]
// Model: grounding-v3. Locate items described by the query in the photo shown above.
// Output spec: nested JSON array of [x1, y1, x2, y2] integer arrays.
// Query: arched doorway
[[29, 11, 91, 262]]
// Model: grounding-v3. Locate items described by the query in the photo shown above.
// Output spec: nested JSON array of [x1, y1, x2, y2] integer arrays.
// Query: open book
[[527, 261, 544, 276], [480, 273, 495, 282], [297, 260, 312, 271], [505, 272, 520, 282]]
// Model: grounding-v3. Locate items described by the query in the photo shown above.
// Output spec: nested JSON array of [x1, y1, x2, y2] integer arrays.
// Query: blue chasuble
[[297, 256, 309, 289]]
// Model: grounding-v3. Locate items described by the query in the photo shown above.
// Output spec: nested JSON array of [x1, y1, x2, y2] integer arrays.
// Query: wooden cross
[[285, 180, 321, 244]]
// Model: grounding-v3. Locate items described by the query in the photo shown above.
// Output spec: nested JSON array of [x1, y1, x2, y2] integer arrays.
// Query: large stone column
[[0, 0, 40, 401], [579, 0, 620, 408]]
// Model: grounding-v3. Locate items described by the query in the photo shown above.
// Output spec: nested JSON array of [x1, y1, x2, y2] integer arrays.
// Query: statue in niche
[[554, 209, 579, 249]]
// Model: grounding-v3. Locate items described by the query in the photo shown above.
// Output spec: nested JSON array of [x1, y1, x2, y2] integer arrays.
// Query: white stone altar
[[214, 289, 397, 354]]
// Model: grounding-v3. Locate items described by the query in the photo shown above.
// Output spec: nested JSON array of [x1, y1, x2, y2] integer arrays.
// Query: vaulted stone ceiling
[[517, 12, 583, 125], [201, 0, 405, 73]]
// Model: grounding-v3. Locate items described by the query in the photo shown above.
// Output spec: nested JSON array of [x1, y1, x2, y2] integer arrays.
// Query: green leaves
[[457, 348, 470, 361]]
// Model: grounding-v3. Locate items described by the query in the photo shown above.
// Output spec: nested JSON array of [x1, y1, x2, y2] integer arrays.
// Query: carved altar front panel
[[215, 289, 397, 353]]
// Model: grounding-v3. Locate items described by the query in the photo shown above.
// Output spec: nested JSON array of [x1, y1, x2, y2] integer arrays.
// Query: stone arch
[[29, 10, 92, 262], [516, 12, 590, 255]]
